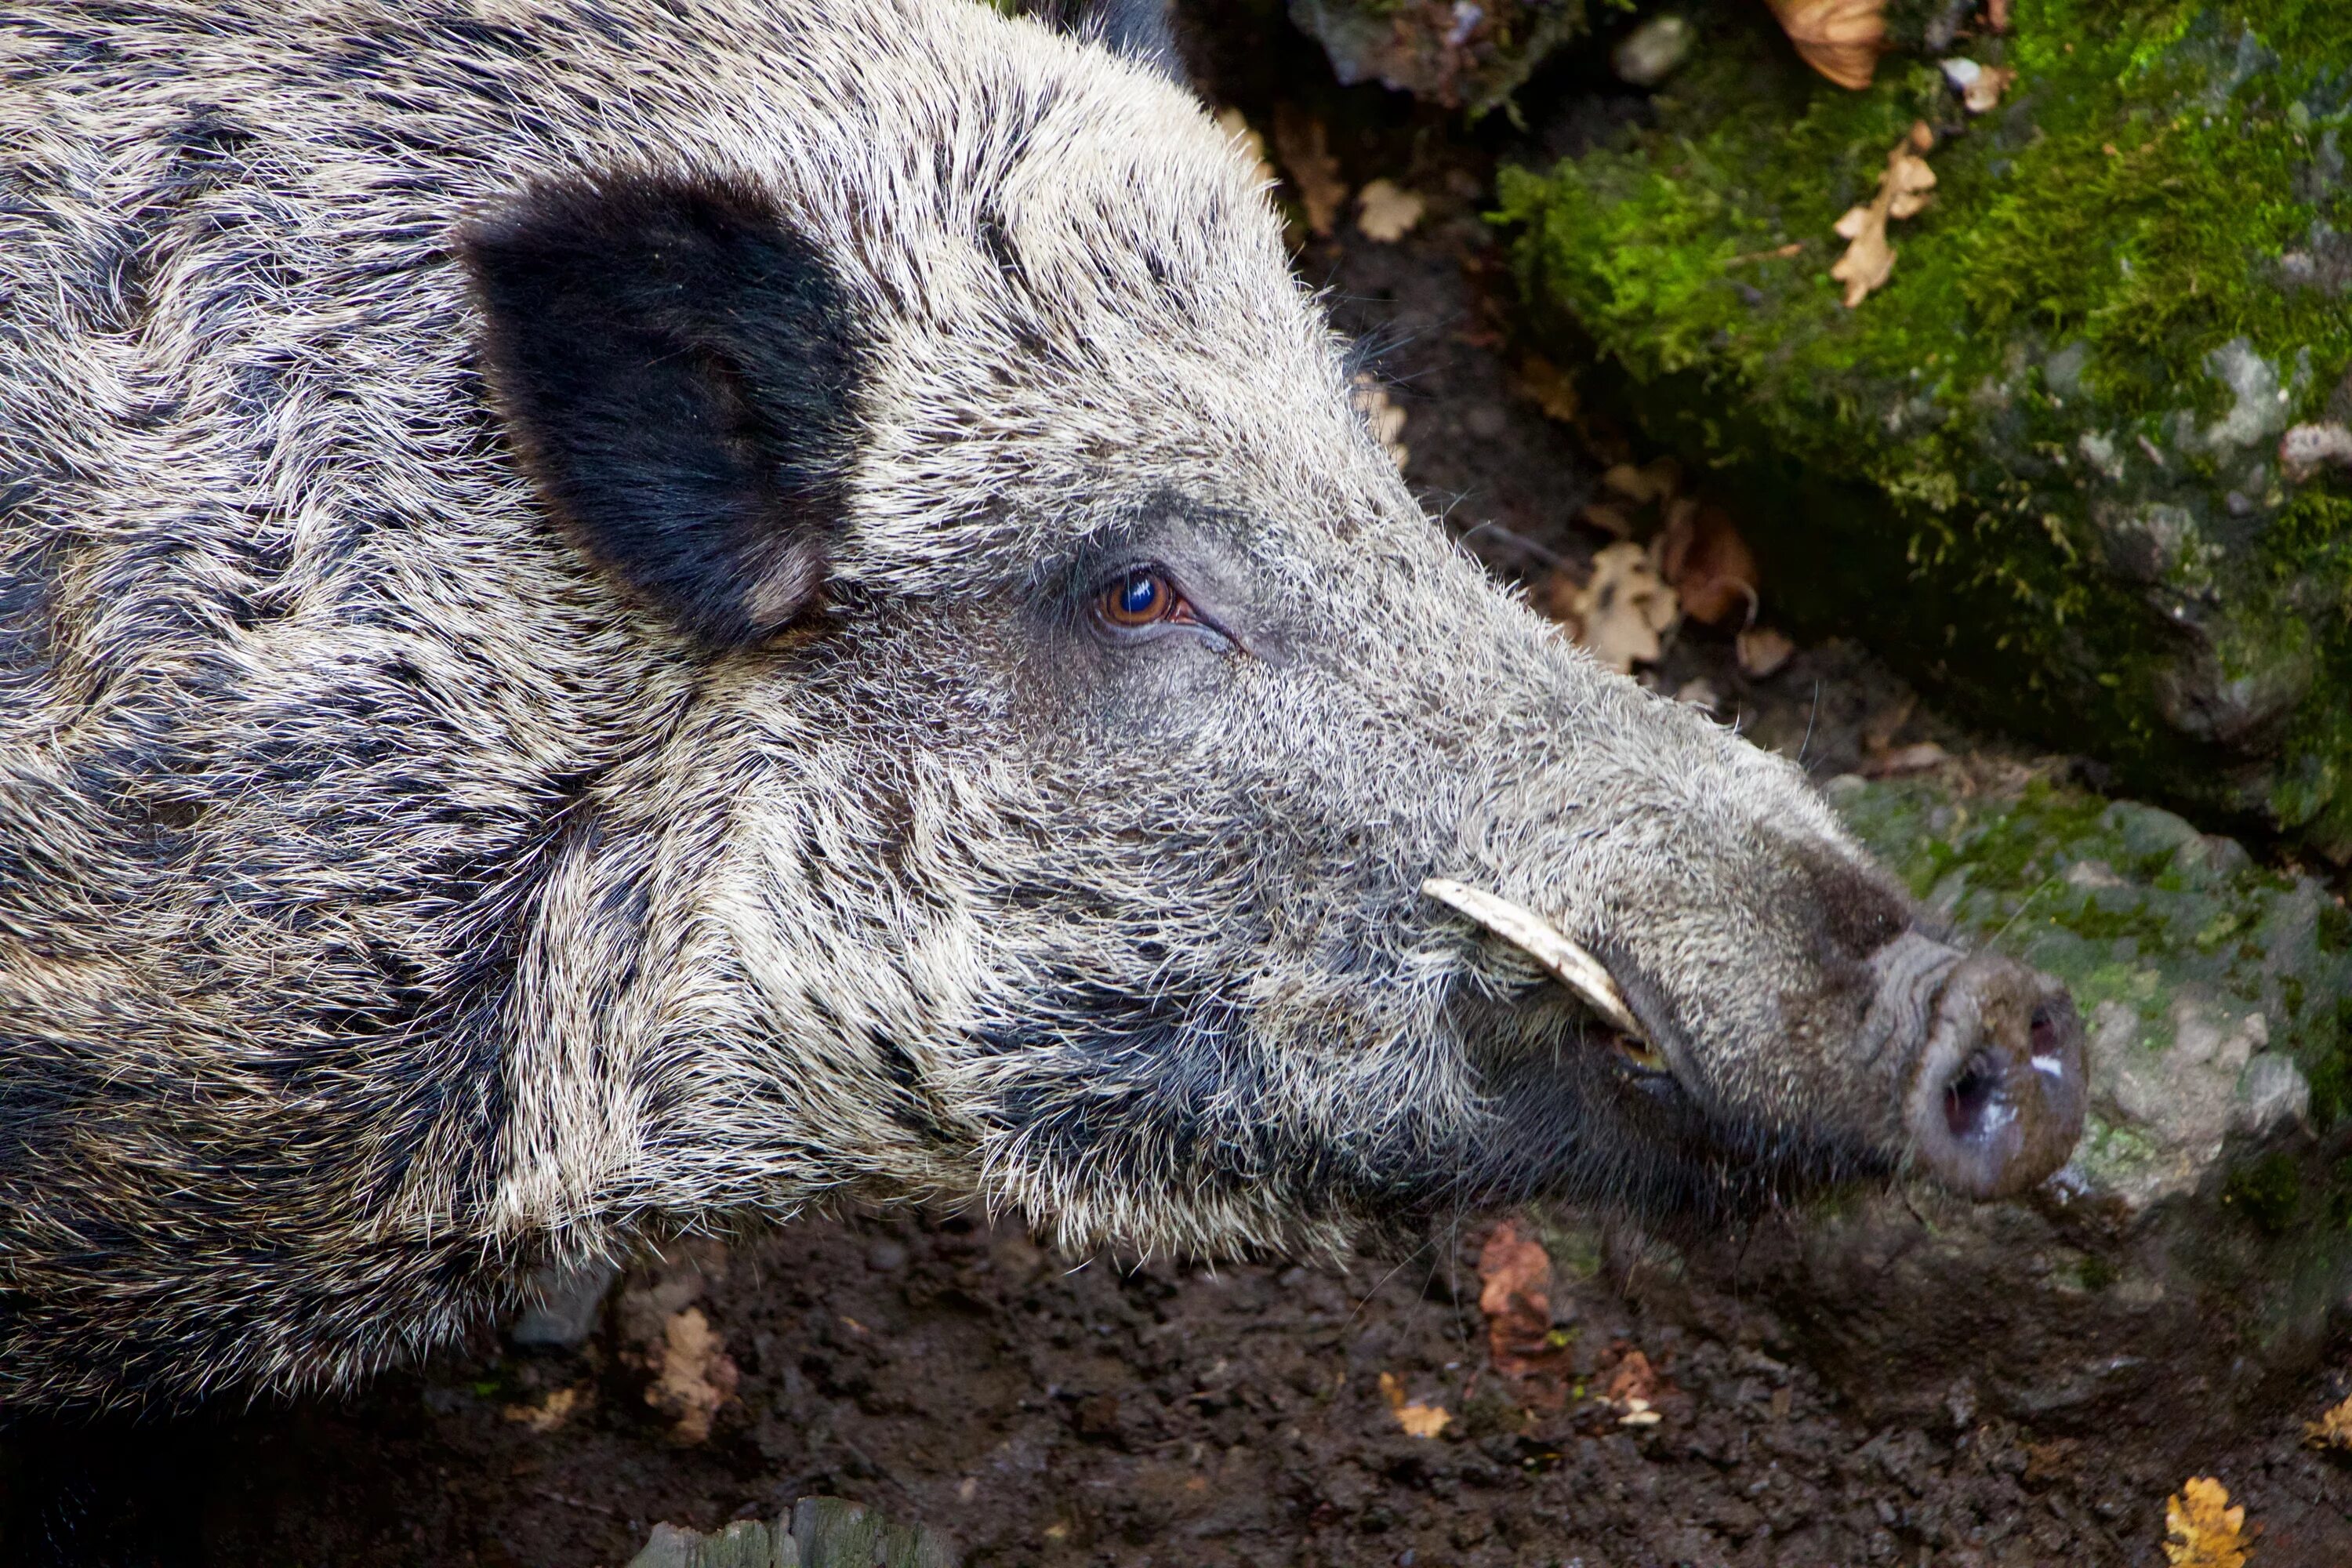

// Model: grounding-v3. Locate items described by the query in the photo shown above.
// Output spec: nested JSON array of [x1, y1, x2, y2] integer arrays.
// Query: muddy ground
[[12, 13, 2352, 1567], [28, 1208, 2350, 1567]]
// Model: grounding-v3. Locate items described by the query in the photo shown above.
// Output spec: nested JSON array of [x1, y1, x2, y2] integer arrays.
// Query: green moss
[[2223, 1151, 2304, 1233], [2297, 995, 2352, 1124], [1500, 0, 2352, 842]]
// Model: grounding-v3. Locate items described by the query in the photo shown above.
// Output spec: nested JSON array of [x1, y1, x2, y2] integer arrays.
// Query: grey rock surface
[[1601, 766, 2352, 1446], [628, 1497, 954, 1568]]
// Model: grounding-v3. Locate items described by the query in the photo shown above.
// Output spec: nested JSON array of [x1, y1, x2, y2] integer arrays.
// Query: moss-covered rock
[[1621, 767, 2352, 1440], [1497, 0, 2352, 851], [1289, 0, 1588, 111]]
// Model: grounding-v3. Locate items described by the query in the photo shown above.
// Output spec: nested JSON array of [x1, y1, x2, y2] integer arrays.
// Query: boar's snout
[[1900, 948, 2085, 1200]]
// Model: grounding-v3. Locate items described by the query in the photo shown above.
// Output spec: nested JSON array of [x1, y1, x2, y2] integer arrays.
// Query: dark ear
[[1025, 0, 1184, 81], [459, 172, 863, 647]]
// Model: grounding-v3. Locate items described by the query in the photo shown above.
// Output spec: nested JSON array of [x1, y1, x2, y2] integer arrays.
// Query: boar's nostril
[[1904, 953, 2085, 1201], [1940, 1051, 2002, 1142]]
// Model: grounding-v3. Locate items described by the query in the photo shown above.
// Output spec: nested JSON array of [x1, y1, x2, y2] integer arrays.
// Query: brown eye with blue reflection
[[1095, 567, 1192, 630]]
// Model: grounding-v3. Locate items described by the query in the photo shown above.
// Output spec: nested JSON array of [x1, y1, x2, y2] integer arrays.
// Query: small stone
[[866, 1237, 910, 1272], [1613, 14, 1693, 87], [510, 1259, 621, 1348], [2236, 1054, 2311, 1138]]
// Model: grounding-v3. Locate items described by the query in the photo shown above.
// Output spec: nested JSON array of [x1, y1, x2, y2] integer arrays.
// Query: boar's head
[[460, 12, 2084, 1258]]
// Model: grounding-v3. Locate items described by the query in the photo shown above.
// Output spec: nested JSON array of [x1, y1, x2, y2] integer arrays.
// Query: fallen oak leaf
[[1766, 0, 1887, 89], [1377, 1371, 1453, 1439], [1831, 124, 1937, 307], [644, 1306, 739, 1445], [2305, 1392, 2352, 1450], [2164, 1476, 2250, 1568], [1354, 178, 1426, 241], [1571, 543, 1679, 671]]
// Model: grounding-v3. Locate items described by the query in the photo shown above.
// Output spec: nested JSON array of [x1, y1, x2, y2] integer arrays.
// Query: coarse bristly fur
[[2, 0, 2000, 1411]]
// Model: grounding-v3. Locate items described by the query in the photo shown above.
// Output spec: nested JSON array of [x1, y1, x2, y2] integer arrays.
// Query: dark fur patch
[[460, 172, 865, 647]]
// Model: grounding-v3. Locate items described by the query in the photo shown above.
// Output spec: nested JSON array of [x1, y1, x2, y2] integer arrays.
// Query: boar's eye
[[1094, 567, 1197, 633]]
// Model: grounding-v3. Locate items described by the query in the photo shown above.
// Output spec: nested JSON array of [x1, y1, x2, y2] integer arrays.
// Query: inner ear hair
[[459, 170, 864, 648]]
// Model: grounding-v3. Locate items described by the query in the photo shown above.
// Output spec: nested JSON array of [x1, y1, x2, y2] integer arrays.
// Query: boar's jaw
[[1420, 879, 1650, 1046]]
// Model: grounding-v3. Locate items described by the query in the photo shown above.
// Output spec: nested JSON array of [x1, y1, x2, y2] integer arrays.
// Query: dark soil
[[11, 12, 2351, 1568], [26, 1210, 2347, 1567]]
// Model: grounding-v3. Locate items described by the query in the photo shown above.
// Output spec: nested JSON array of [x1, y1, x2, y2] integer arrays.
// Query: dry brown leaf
[[1571, 542, 1679, 671], [2164, 1477, 2249, 1568], [1736, 626, 1797, 678], [1351, 372, 1407, 471], [1475, 1219, 1574, 1411], [1831, 128, 1938, 307], [1604, 1349, 1659, 1406], [2305, 1392, 2352, 1450], [1518, 355, 1581, 424], [644, 1306, 740, 1445], [1965, 63, 2016, 113], [1213, 107, 1278, 191], [1766, 0, 1887, 89], [1657, 499, 1759, 627], [1355, 178, 1426, 242], [1476, 1219, 1557, 1377], [502, 1384, 591, 1433], [1271, 107, 1346, 237], [1599, 459, 1676, 506], [1377, 1371, 1453, 1439]]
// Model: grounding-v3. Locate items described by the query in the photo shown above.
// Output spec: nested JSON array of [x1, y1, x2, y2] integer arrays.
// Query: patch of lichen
[[1499, 0, 2352, 839]]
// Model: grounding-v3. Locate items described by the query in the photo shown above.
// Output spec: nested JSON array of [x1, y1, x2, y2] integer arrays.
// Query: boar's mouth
[[1420, 879, 1649, 1047]]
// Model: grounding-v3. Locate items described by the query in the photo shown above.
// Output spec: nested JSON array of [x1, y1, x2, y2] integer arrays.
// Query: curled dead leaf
[[1657, 499, 1759, 627], [1271, 107, 1346, 237], [1766, 0, 1886, 89], [1965, 62, 2016, 113], [1355, 178, 1426, 242], [1377, 1371, 1453, 1439], [1571, 542, 1679, 671], [2163, 1477, 2249, 1568]]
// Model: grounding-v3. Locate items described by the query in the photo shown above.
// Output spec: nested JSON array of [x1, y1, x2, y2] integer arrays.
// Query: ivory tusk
[[1421, 877, 1647, 1040]]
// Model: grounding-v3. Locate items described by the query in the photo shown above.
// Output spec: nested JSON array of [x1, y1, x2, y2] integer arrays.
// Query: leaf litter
[[1832, 121, 1938, 308]]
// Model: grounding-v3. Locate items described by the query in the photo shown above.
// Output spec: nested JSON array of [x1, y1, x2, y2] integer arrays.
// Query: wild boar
[[0, 0, 2085, 1410]]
